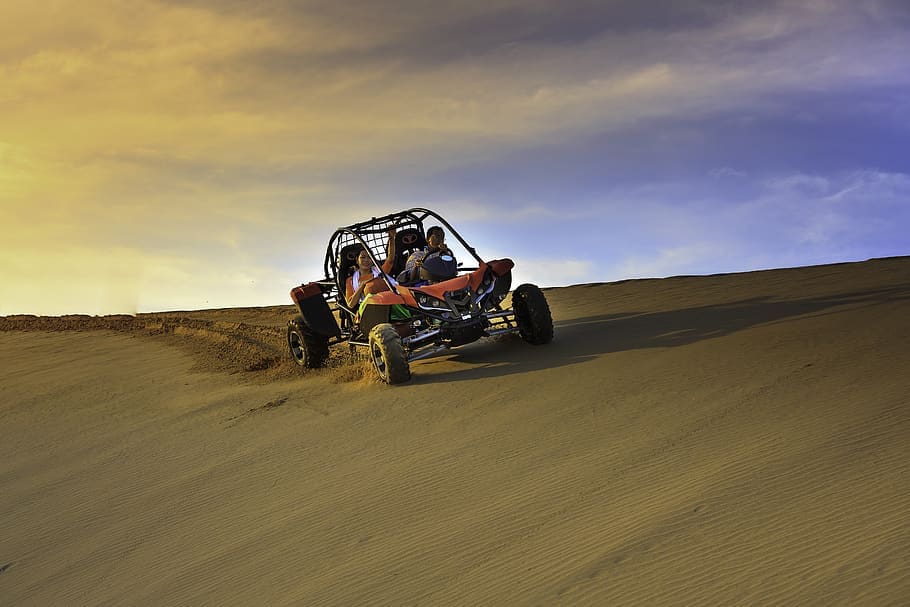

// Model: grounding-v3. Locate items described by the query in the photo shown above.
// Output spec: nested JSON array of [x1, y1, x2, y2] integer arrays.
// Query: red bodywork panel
[[370, 289, 412, 307], [415, 273, 475, 300], [290, 282, 322, 304], [488, 258, 514, 276]]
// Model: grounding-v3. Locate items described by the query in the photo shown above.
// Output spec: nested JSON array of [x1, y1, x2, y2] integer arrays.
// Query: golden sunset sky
[[3, 1, 909, 314]]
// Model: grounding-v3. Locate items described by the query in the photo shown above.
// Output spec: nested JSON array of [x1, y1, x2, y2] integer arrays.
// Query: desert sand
[[2, 257, 908, 605]]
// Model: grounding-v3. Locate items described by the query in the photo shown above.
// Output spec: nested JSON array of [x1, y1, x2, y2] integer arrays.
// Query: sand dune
[[2, 257, 908, 605]]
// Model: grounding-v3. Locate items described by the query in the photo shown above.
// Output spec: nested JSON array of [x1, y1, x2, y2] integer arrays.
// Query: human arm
[[381, 226, 397, 275], [346, 273, 383, 308], [345, 276, 364, 309]]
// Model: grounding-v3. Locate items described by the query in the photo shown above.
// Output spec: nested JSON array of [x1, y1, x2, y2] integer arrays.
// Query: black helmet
[[419, 251, 457, 283]]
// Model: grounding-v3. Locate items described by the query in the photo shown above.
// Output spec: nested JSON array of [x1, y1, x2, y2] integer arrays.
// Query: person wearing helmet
[[398, 226, 454, 285]]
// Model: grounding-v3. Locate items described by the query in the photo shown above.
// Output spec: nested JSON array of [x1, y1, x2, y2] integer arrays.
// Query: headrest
[[338, 243, 364, 266], [337, 243, 367, 290], [390, 228, 427, 277], [395, 228, 427, 252]]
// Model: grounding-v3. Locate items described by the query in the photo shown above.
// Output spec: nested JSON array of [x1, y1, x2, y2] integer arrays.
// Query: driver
[[398, 226, 453, 284]]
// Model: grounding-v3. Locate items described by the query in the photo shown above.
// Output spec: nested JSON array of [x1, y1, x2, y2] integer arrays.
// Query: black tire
[[287, 318, 329, 369], [369, 323, 411, 384], [512, 284, 554, 345]]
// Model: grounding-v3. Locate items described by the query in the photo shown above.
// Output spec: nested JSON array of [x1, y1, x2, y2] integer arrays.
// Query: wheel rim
[[289, 330, 304, 363], [370, 342, 388, 380]]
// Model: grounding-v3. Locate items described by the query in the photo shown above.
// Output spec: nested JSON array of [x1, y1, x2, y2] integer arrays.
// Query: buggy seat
[[336, 243, 367, 296], [389, 227, 427, 278]]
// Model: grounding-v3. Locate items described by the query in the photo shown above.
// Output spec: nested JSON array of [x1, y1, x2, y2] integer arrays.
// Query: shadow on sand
[[410, 284, 910, 384]]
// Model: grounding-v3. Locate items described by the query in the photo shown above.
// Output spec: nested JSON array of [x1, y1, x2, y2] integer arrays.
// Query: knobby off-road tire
[[287, 319, 330, 369], [369, 323, 411, 384], [512, 283, 554, 345]]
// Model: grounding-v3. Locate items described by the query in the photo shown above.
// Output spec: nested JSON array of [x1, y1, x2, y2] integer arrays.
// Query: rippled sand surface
[[2, 257, 908, 605]]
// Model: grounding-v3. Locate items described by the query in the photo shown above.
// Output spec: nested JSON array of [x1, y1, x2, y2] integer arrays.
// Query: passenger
[[398, 225, 452, 285], [345, 227, 397, 309]]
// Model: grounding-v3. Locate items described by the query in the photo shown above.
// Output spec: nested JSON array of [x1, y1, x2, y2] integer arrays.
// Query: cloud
[[754, 170, 910, 251], [509, 258, 595, 289], [2, 0, 908, 313], [0, 238, 306, 315], [709, 167, 748, 179], [612, 243, 729, 280], [1, 245, 142, 316], [532, 169, 910, 285], [6, 1, 909, 188]]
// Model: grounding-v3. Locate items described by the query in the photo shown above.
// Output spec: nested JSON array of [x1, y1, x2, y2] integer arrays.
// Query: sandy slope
[[1, 257, 908, 605]]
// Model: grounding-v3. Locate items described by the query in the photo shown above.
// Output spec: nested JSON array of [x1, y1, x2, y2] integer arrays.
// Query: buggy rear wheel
[[512, 283, 554, 345], [287, 318, 329, 369], [369, 323, 411, 384]]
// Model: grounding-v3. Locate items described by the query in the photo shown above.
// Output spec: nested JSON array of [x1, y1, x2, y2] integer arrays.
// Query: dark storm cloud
[[163, 0, 773, 73], [177, 0, 910, 136], [72, 0, 910, 201], [291, 1, 760, 65], [158, 0, 910, 72]]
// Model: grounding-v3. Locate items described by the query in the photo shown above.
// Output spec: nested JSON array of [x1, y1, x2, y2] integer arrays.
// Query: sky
[[2, 0, 909, 315]]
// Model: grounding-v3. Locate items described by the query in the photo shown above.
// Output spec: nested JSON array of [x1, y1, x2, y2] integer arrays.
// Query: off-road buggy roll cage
[[288, 208, 553, 383], [311, 208, 482, 333]]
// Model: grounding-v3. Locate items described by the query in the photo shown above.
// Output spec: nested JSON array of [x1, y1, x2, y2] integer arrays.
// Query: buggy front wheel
[[512, 284, 554, 345], [369, 323, 411, 384]]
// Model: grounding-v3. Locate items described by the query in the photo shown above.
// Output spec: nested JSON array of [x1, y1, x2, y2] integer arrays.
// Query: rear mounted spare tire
[[287, 318, 330, 368], [369, 323, 411, 384], [512, 284, 554, 345]]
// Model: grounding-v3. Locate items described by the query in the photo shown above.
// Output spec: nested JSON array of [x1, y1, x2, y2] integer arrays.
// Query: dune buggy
[[287, 208, 553, 384]]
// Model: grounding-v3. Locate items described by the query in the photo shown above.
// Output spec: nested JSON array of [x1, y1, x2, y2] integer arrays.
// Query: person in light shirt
[[345, 227, 398, 309]]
